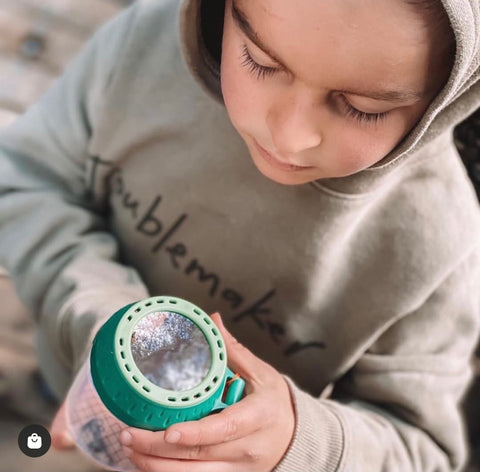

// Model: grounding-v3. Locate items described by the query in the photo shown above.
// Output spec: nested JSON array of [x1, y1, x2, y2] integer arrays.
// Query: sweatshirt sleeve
[[274, 246, 480, 472], [0, 3, 149, 385]]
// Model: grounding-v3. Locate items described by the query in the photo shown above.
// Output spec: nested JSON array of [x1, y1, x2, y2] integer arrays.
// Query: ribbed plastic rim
[[113, 296, 227, 407]]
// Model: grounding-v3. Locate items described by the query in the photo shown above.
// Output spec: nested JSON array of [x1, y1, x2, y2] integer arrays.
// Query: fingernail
[[123, 446, 133, 457], [61, 432, 75, 447], [120, 430, 132, 446], [165, 430, 181, 444], [214, 312, 224, 327]]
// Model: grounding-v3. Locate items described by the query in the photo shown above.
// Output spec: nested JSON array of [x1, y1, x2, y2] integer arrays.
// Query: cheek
[[220, 42, 265, 133], [220, 61, 244, 124], [221, 68, 253, 130], [331, 129, 395, 174]]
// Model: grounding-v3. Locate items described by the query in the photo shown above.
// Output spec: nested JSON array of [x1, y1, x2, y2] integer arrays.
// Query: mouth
[[254, 140, 314, 172]]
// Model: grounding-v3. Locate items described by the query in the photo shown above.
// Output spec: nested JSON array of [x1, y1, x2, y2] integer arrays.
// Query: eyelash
[[240, 44, 278, 80], [338, 96, 388, 125], [239, 44, 389, 126]]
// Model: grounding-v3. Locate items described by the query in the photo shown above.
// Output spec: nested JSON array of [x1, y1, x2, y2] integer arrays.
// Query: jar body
[[65, 358, 136, 472]]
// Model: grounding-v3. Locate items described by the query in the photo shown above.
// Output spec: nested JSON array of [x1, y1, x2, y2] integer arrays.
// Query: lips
[[254, 140, 313, 172]]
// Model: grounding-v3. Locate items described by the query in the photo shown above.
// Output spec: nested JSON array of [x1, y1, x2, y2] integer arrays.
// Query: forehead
[[233, 0, 436, 95]]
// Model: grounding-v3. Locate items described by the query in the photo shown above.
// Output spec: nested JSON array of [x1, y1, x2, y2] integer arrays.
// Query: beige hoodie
[[0, 0, 479, 470]]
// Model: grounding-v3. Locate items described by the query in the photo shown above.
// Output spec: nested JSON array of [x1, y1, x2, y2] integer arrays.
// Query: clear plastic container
[[65, 358, 136, 472]]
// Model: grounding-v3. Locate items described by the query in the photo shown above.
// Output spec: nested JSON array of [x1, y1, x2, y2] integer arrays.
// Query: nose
[[266, 90, 323, 156]]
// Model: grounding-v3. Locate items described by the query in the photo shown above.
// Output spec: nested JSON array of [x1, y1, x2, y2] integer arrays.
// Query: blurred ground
[[0, 0, 479, 471], [0, 2, 126, 470]]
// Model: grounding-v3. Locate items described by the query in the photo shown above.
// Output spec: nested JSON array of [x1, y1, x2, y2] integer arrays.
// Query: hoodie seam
[[308, 181, 376, 201]]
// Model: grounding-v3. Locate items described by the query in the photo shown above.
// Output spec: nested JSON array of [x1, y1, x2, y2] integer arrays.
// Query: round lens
[[130, 311, 211, 391]]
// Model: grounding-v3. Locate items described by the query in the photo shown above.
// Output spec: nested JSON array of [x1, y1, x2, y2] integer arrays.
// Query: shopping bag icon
[[27, 433, 42, 449]]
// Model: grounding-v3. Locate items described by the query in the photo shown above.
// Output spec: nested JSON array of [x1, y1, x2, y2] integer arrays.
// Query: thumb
[[50, 402, 75, 450], [210, 312, 271, 384]]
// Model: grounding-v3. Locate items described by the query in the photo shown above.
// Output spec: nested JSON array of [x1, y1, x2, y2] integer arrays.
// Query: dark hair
[[201, 0, 226, 67]]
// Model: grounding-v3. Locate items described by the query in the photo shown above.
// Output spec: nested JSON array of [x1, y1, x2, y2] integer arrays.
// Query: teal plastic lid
[[90, 296, 245, 430]]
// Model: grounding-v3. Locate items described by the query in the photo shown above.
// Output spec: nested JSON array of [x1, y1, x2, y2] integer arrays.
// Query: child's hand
[[119, 312, 296, 472], [50, 401, 76, 449]]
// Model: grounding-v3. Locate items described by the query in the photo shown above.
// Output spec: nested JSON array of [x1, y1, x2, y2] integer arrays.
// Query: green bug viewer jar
[[65, 296, 245, 471]]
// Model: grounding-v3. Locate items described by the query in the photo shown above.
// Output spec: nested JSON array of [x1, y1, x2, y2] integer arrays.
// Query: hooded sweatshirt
[[1, 0, 480, 471]]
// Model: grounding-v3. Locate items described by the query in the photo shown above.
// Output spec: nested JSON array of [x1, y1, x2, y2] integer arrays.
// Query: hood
[[179, 0, 480, 195]]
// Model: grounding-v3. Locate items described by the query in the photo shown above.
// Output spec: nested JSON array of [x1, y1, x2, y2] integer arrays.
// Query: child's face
[[220, 0, 451, 185]]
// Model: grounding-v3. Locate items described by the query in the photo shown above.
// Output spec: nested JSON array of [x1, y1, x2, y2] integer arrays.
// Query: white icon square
[[27, 433, 42, 449]]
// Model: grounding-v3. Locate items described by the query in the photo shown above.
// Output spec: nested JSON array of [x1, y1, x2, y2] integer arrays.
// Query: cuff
[[273, 376, 346, 472]]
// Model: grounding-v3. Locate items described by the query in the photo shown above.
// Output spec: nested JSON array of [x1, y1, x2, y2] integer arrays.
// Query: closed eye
[[339, 96, 389, 125], [240, 44, 279, 80]]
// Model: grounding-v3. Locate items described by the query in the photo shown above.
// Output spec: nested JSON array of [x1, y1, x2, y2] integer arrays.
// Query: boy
[[1, 0, 479, 470]]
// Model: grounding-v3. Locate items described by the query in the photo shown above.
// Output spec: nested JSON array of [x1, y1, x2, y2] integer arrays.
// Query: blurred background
[[0, 0, 479, 470]]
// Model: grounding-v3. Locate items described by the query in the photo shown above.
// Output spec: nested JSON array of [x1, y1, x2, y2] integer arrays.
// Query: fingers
[[122, 431, 268, 471], [123, 452, 233, 472], [165, 393, 266, 447], [123, 396, 266, 458], [50, 402, 75, 450], [210, 312, 274, 385], [122, 429, 248, 462]]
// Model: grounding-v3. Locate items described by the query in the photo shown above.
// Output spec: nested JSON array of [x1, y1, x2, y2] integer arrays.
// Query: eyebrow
[[231, 0, 424, 103], [339, 88, 425, 102]]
